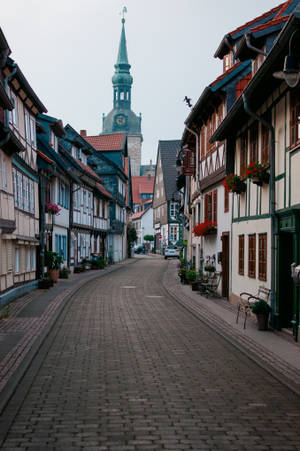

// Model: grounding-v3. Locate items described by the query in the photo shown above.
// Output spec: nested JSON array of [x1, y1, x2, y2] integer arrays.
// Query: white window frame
[[29, 117, 36, 148], [15, 248, 20, 273], [10, 91, 19, 128], [31, 247, 36, 270], [1, 153, 7, 189], [170, 202, 177, 219], [26, 248, 31, 271]]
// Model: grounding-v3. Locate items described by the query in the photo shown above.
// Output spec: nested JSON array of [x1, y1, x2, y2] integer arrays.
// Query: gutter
[[242, 93, 276, 325], [245, 33, 267, 56]]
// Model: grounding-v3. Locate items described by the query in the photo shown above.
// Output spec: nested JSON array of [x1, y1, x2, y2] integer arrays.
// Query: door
[[278, 232, 294, 328], [221, 233, 229, 298]]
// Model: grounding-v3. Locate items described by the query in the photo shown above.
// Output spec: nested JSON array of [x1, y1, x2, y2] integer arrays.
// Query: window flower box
[[193, 221, 217, 237], [45, 202, 61, 215], [223, 174, 246, 194], [242, 163, 270, 186]]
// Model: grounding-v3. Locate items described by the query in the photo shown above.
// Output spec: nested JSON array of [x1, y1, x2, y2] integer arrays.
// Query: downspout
[[0, 63, 17, 147], [242, 93, 276, 325], [245, 33, 267, 56]]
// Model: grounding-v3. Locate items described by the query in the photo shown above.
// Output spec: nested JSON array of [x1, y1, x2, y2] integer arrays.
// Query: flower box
[[242, 163, 270, 186], [193, 221, 217, 237], [45, 202, 61, 215], [223, 174, 246, 194]]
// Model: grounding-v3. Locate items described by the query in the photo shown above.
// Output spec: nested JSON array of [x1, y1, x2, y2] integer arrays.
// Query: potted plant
[[178, 268, 187, 284], [45, 251, 63, 282], [204, 265, 216, 273], [38, 277, 54, 289], [223, 174, 246, 194], [45, 202, 61, 215], [193, 221, 217, 237], [242, 163, 270, 186], [251, 299, 272, 330], [186, 269, 197, 285], [59, 267, 70, 279]]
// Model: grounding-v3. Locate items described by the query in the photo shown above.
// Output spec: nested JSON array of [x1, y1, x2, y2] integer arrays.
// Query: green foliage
[[127, 223, 137, 258], [1, 301, 10, 319], [59, 267, 70, 279], [186, 270, 197, 281], [204, 265, 216, 272], [144, 234, 154, 242], [251, 299, 272, 315], [92, 258, 107, 269], [45, 251, 63, 270]]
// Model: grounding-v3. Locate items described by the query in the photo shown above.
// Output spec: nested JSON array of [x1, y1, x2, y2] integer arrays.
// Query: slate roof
[[131, 176, 154, 204], [84, 133, 126, 151], [158, 140, 181, 202]]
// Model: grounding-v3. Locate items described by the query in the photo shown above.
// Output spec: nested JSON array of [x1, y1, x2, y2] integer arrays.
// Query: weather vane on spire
[[120, 6, 127, 23]]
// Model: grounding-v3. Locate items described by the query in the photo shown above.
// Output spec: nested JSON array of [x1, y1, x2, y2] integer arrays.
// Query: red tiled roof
[[132, 205, 151, 220], [132, 176, 154, 204], [273, 0, 294, 19], [37, 150, 54, 164], [250, 15, 289, 33], [76, 159, 102, 182], [84, 133, 125, 151], [228, 2, 286, 36], [95, 182, 113, 199], [210, 62, 242, 87]]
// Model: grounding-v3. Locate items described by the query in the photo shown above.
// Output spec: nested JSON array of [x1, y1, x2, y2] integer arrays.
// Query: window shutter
[[224, 186, 229, 213], [238, 235, 244, 275], [213, 189, 218, 223], [258, 234, 267, 281], [249, 122, 258, 164], [248, 234, 256, 278], [183, 149, 195, 176], [240, 133, 247, 174], [204, 194, 208, 222]]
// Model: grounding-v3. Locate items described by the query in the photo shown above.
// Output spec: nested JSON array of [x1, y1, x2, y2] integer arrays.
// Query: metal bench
[[236, 285, 271, 329]]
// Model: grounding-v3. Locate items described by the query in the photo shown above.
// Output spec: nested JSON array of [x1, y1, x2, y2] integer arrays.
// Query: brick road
[[1, 258, 300, 450]]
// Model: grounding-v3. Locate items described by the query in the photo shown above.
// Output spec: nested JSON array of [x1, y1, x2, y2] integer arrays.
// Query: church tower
[[102, 12, 143, 176]]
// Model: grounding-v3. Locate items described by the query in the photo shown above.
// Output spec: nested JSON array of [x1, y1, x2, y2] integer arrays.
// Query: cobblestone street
[[1, 258, 300, 450]]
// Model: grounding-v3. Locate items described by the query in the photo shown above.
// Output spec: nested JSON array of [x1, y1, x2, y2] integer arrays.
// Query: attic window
[[223, 52, 233, 72]]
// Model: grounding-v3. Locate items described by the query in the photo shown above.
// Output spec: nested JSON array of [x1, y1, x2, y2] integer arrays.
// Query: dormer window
[[81, 152, 87, 165], [223, 52, 233, 72], [50, 130, 58, 152], [10, 91, 19, 128], [252, 51, 266, 75], [24, 109, 36, 148]]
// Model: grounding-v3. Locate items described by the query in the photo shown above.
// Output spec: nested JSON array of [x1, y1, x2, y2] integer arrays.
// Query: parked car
[[164, 246, 180, 259], [134, 245, 147, 254]]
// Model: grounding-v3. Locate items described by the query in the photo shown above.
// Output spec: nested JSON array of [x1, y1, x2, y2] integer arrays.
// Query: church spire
[[112, 8, 133, 110]]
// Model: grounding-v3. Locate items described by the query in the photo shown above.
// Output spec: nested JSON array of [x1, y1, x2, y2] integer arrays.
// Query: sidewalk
[[163, 259, 300, 396], [0, 258, 137, 414]]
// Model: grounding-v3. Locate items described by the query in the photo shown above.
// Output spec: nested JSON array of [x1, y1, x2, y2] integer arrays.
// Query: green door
[[278, 232, 294, 328]]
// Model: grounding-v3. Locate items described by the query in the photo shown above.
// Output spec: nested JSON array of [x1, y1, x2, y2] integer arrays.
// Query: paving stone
[[1, 258, 300, 450]]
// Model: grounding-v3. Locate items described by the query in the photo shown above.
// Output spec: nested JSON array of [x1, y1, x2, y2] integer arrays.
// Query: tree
[[144, 235, 154, 243], [127, 223, 137, 258]]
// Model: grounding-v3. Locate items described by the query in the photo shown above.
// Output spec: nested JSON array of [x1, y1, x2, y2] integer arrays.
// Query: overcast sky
[[1, 0, 282, 164]]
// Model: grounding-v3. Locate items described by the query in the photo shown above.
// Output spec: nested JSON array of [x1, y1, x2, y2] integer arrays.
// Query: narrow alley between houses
[[1, 258, 300, 451]]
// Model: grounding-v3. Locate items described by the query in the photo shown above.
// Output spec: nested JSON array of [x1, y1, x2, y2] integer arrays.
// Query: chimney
[[80, 130, 87, 137]]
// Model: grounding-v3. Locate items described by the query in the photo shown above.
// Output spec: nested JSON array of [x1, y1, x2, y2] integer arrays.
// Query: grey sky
[[1, 0, 282, 164]]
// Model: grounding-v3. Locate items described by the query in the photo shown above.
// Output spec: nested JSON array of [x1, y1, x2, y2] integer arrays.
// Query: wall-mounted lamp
[[273, 30, 300, 88]]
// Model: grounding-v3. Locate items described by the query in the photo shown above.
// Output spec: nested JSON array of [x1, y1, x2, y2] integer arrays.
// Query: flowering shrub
[[241, 162, 269, 180], [223, 174, 246, 193], [45, 202, 61, 215], [193, 221, 217, 236]]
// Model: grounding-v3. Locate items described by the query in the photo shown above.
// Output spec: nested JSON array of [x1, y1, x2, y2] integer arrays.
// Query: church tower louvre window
[[101, 9, 143, 176]]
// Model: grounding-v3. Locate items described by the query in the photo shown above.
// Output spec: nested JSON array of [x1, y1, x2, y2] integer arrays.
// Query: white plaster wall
[[231, 218, 271, 300], [141, 209, 154, 247]]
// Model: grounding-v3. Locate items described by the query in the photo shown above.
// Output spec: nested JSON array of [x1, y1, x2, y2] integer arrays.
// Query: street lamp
[[273, 30, 300, 88]]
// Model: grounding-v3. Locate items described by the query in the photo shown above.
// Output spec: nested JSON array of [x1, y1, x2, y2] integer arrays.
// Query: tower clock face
[[115, 114, 126, 126]]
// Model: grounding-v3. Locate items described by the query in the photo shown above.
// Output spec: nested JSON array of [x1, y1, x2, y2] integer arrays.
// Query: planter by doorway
[[256, 312, 270, 330], [49, 269, 59, 283]]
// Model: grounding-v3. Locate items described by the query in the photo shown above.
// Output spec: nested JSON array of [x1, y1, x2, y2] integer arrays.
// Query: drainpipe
[[242, 93, 276, 325], [0, 63, 17, 147], [245, 34, 267, 56]]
